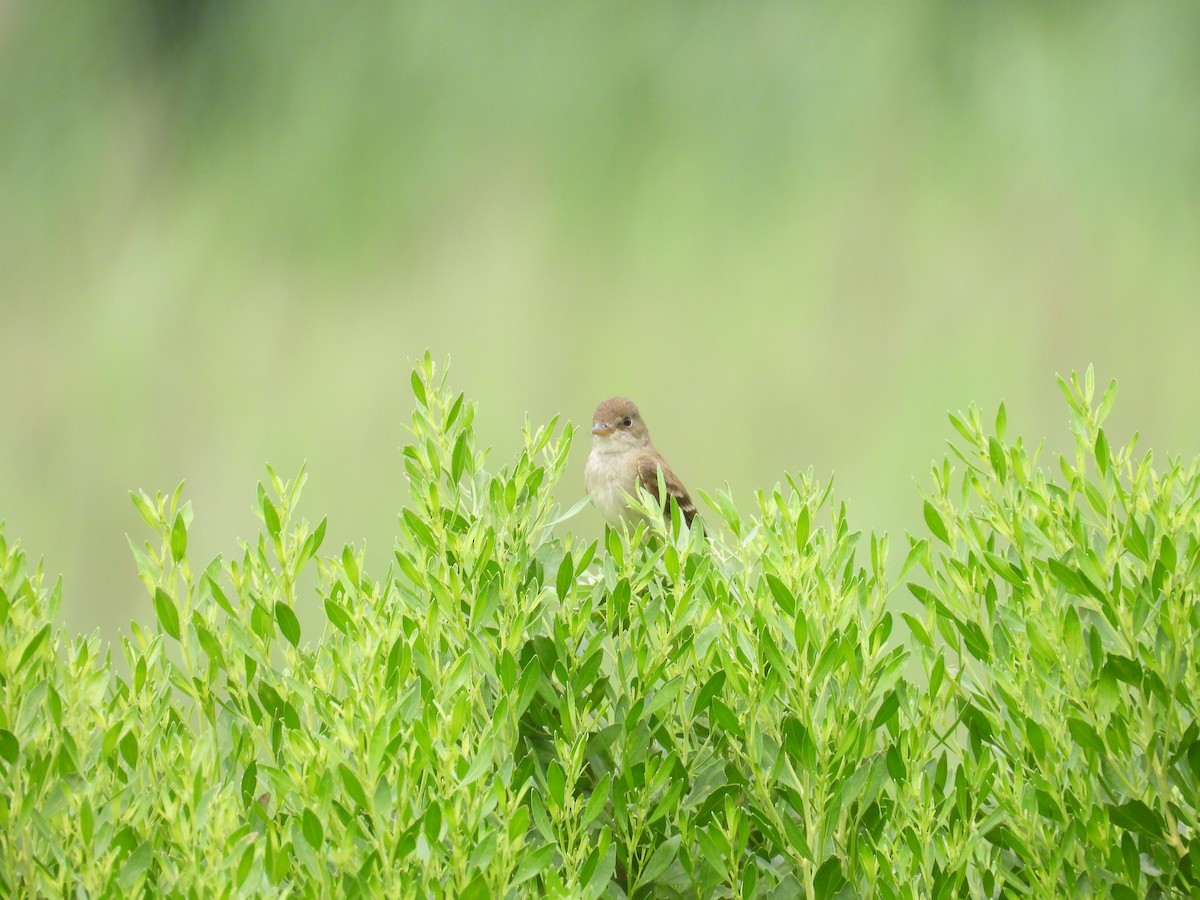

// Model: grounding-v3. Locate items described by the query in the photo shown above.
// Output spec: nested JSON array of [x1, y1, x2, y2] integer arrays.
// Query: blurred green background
[[2, 1, 1198, 640]]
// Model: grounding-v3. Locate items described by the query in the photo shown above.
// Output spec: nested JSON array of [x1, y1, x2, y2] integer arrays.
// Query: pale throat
[[589, 433, 649, 457]]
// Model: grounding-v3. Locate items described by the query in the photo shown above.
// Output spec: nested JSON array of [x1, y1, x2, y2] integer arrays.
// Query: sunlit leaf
[[924, 501, 950, 545], [275, 601, 301, 647], [153, 587, 181, 640]]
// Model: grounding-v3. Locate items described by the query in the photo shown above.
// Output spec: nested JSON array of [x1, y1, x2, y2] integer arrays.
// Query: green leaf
[[812, 636, 843, 685], [1025, 620, 1055, 666], [961, 703, 995, 744], [411, 368, 428, 408], [575, 647, 604, 693], [17, 623, 51, 671], [80, 798, 93, 845], [236, 845, 254, 889], [764, 574, 795, 616], [424, 802, 443, 844], [546, 763, 565, 810], [995, 402, 1007, 440], [341, 544, 360, 586], [1047, 558, 1104, 602], [445, 392, 465, 429], [460, 739, 493, 786], [241, 761, 258, 806], [301, 516, 328, 561], [261, 493, 281, 541], [556, 552, 574, 601], [1067, 717, 1104, 759], [710, 698, 741, 738], [394, 549, 426, 586], [195, 622, 224, 665], [127, 537, 158, 588], [499, 649, 518, 692], [530, 792, 553, 841], [170, 512, 188, 563], [515, 659, 540, 718], [987, 436, 1007, 482], [402, 509, 437, 552], [984, 551, 1024, 588], [302, 808, 323, 848], [324, 597, 352, 635], [792, 607, 810, 653], [1108, 800, 1164, 839], [130, 490, 159, 529], [275, 601, 301, 647], [695, 670, 725, 713], [783, 718, 816, 771], [814, 856, 846, 899], [795, 503, 811, 551], [1097, 378, 1118, 424], [460, 874, 489, 900], [1056, 373, 1077, 411], [451, 432, 471, 483], [340, 765, 369, 809], [924, 501, 950, 545], [204, 571, 234, 616], [1095, 428, 1110, 477], [906, 582, 936, 609], [636, 834, 680, 888], [1159, 535, 1177, 572], [644, 675, 683, 718], [871, 690, 899, 731], [582, 774, 612, 829], [117, 841, 153, 890], [886, 745, 905, 783], [928, 652, 945, 697], [153, 588, 181, 640], [0, 729, 18, 764], [901, 612, 933, 649], [948, 411, 975, 444], [1062, 606, 1084, 658], [1125, 519, 1150, 563], [1024, 716, 1048, 759], [512, 842, 556, 886], [507, 805, 531, 845], [1104, 654, 1142, 686], [584, 842, 617, 900]]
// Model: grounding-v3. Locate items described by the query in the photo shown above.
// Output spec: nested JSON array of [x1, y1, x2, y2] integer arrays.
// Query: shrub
[[1, 359, 1197, 897]]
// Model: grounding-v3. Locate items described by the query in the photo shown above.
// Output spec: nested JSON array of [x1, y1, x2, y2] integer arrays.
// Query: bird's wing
[[636, 453, 697, 525]]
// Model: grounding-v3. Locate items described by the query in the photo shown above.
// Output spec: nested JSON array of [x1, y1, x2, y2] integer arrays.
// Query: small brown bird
[[584, 396, 697, 528]]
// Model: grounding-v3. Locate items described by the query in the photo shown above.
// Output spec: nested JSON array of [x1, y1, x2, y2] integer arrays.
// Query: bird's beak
[[591, 423, 614, 435]]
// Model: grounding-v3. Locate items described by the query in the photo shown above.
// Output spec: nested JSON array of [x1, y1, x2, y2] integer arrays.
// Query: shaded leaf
[[0, 729, 17, 764], [637, 834, 680, 888], [1067, 717, 1104, 758]]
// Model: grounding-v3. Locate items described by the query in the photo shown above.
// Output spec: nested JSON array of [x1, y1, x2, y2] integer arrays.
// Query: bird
[[584, 396, 697, 528]]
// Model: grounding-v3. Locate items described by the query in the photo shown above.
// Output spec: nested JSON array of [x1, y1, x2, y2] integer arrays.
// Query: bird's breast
[[585, 451, 637, 526]]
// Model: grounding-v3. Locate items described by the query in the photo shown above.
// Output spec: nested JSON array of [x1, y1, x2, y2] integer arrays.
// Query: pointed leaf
[[275, 602, 301, 647], [637, 834, 680, 888], [924, 501, 950, 545], [170, 513, 188, 563], [153, 588, 181, 640]]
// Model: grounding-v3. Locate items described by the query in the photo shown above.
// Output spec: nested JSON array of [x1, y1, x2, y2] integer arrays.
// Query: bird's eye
[[622, 417, 633, 427]]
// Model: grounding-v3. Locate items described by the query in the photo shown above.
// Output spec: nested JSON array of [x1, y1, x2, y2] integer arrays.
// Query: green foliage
[[907, 368, 1200, 896], [1, 358, 1198, 896]]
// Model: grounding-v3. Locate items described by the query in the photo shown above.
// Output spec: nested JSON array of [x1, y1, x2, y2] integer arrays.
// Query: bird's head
[[590, 396, 650, 451]]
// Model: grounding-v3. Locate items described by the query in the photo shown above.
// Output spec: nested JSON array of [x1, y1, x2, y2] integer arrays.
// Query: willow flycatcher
[[584, 396, 697, 528]]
